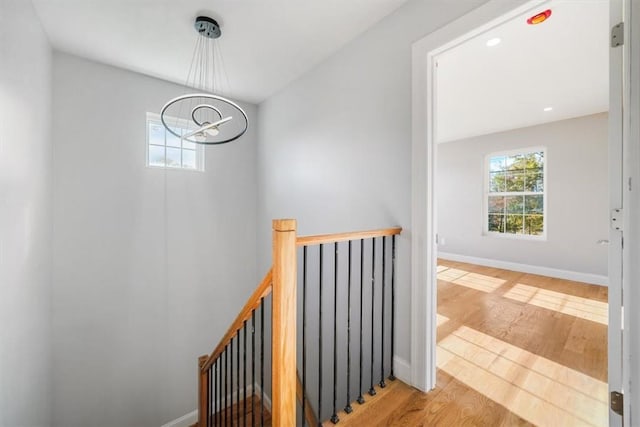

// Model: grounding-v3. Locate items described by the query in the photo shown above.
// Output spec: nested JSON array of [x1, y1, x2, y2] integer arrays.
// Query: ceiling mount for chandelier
[[160, 16, 248, 145]]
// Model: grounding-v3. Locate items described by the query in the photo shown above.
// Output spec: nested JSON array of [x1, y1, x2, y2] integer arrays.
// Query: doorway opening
[[410, 0, 624, 425]]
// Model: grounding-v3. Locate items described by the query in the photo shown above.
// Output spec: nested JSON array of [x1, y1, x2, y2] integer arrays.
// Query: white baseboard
[[161, 409, 197, 427], [161, 383, 270, 427], [252, 383, 272, 411], [392, 355, 411, 385], [438, 252, 609, 286]]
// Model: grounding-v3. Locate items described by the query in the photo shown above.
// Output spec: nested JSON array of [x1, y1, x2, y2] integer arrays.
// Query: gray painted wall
[[437, 113, 609, 276], [257, 0, 486, 365], [0, 1, 53, 425], [52, 53, 258, 426]]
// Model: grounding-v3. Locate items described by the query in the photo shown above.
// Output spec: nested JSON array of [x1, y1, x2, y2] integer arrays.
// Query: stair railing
[[197, 219, 401, 426], [198, 269, 273, 426], [197, 219, 298, 426], [296, 226, 401, 425]]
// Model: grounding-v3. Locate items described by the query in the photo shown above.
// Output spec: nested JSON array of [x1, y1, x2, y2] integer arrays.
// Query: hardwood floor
[[198, 395, 272, 426], [331, 260, 608, 426]]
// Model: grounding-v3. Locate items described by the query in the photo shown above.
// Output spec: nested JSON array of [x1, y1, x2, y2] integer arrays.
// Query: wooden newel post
[[272, 219, 297, 426], [198, 355, 209, 427]]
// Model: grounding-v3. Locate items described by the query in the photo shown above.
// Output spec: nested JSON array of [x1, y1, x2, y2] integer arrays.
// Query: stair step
[[322, 379, 413, 426], [192, 394, 272, 427]]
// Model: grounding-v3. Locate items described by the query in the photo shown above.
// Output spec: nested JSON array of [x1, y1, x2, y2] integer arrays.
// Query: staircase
[[195, 219, 402, 426], [320, 380, 411, 427]]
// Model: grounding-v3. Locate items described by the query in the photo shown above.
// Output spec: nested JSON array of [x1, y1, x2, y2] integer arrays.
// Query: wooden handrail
[[201, 269, 273, 372], [296, 226, 402, 246], [198, 220, 402, 426]]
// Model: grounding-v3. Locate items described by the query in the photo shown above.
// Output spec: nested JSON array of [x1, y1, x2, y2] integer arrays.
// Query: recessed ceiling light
[[543, 107, 553, 112], [486, 38, 501, 47]]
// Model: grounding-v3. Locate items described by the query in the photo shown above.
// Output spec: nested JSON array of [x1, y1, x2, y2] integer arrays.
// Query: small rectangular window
[[146, 113, 204, 171], [485, 147, 545, 238]]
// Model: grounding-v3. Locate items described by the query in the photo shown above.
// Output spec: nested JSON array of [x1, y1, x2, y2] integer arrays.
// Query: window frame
[[145, 112, 205, 172], [482, 146, 547, 240]]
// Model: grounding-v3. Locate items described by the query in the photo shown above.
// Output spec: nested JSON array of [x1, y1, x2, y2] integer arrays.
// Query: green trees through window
[[487, 150, 544, 236]]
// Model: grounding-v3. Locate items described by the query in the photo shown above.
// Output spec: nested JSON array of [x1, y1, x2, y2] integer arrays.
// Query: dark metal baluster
[[260, 298, 264, 427], [252, 310, 256, 427], [330, 242, 339, 424], [237, 330, 240, 425], [216, 361, 220, 427], [390, 235, 396, 381], [379, 236, 387, 389], [222, 350, 225, 426], [302, 246, 308, 427], [357, 239, 365, 405], [318, 244, 324, 425], [225, 347, 228, 426], [243, 321, 247, 427], [227, 337, 233, 425], [216, 359, 219, 426], [220, 354, 223, 426], [344, 240, 353, 414], [369, 238, 376, 396], [207, 366, 213, 427]]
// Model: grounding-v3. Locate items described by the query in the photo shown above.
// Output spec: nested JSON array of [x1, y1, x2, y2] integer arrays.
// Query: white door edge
[[626, 0, 640, 420], [609, 0, 625, 425]]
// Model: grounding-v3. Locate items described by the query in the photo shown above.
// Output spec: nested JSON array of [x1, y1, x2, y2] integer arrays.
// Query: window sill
[[145, 165, 205, 173], [482, 232, 547, 242]]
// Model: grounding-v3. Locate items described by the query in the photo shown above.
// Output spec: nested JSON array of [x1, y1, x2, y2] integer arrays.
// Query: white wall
[[0, 1, 53, 426], [52, 53, 258, 427], [437, 113, 609, 278], [257, 0, 486, 364]]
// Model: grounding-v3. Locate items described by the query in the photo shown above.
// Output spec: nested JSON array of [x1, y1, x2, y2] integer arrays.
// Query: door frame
[[410, 1, 635, 424], [410, 0, 549, 393], [609, 0, 627, 424], [622, 0, 639, 424]]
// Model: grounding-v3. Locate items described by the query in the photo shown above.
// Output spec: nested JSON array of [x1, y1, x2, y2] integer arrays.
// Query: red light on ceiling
[[527, 9, 552, 25]]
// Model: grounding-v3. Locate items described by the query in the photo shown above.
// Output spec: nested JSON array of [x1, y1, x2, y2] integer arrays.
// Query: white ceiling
[[436, 0, 609, 143], [31, 0, 410, 104]]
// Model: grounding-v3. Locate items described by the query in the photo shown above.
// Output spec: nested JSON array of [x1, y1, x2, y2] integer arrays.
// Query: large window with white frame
[[485, 147, 545, 238], [146, 113, 205, 171]]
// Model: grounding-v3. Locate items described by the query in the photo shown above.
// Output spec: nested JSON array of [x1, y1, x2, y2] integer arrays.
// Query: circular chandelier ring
[[191, 104, 223, 127], [160, 93, 249, 145]]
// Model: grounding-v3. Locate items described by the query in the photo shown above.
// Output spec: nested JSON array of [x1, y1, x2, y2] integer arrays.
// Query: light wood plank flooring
[[192, 395, 271, 427], [330, 260, 608, 426]]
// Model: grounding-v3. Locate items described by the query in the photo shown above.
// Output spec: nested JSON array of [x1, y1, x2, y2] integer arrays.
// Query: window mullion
[[502, 195, 506, 233], [522, 195, 526, 234], [163, 126, 167, 168], [147, 113, 205, 171], [490, 191, 543, 197], [180, 132, 184, 168]]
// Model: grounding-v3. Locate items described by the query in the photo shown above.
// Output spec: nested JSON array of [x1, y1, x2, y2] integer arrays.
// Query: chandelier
[[160, 16, 248, 145]]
